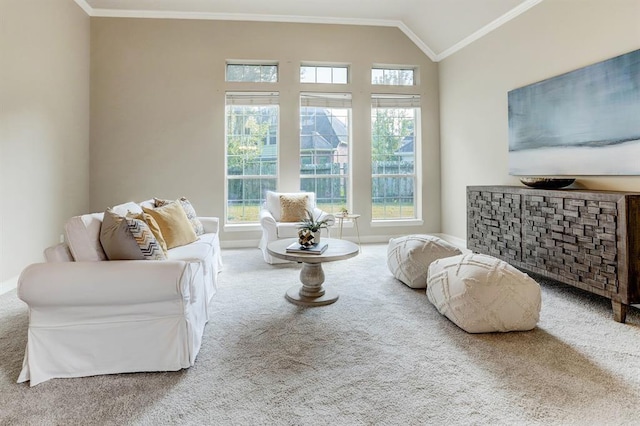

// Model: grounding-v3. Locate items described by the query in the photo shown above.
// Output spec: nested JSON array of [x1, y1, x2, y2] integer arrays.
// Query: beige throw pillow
[[143, 202, 197, 249], [154, 197, 204, 235], [280, 194, 309, 222], [100, 208, 146, 260]]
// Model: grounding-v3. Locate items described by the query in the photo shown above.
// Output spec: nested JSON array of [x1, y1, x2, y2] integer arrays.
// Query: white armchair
[[258, 191, 335, 264]]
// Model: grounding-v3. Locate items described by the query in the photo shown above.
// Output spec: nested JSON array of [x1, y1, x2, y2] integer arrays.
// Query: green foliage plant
[[299, 209, 330, 232]]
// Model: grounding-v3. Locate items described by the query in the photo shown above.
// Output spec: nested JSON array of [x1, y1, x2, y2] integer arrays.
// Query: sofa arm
[[18, 260, 192, 307], [198, 217, 219, 234]]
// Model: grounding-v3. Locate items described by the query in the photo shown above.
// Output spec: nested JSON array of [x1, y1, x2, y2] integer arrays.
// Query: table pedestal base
[[285, 286, 339, 306], [285, 262, 339, 306]]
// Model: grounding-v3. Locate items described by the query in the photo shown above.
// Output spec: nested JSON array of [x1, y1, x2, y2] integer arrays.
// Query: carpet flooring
[[1, 243, 640, 425]]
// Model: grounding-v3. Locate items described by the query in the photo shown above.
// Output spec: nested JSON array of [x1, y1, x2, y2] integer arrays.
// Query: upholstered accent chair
[[258, 191, 335, 264]]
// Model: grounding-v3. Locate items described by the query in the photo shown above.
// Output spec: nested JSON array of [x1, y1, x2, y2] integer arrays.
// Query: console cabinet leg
[[612, 300, 627, 323]]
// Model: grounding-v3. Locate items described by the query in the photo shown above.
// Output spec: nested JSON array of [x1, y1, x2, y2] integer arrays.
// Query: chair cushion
[[276, 222, 304, 238], [387, 235, 462, 288], [65, 213, 107, 261], [266, 191, 315, 222], [167, 234, 214, 262], [44, 243, 73, 262], [427, 253, 541, 333], [175, 232, 217, 267]]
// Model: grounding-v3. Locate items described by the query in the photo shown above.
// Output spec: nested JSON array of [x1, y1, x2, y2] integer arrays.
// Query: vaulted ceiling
[[77, 0, 543, 61]]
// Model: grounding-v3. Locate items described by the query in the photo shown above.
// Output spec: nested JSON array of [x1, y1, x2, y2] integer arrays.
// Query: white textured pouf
[[387, 235, 462, 288], [426, 253, 541, 333]]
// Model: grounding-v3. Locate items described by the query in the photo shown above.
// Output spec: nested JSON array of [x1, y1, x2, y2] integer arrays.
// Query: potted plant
[[298, 209, 330, 247]]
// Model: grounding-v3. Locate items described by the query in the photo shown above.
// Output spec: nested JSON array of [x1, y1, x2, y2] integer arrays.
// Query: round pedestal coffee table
[[267, 238, 360, 307]]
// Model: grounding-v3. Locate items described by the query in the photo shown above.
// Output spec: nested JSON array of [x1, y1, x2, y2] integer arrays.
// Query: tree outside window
[[371, 95, 420, 220], [225, 93, 278, 223]]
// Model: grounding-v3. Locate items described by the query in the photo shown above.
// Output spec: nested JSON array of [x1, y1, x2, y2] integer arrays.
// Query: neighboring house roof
[[258, 108, 345, 158], [301, 132, 334, 151], [261, 144, 277, 159], [301, 109, 348, 148], [396, 135, 414, 154]]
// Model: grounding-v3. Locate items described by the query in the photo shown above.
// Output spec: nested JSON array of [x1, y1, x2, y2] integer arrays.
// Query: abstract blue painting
[[508, 49, 640, 175]]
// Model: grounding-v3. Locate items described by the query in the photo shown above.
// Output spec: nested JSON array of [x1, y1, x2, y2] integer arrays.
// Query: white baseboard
[[220, 234, 465, 249], [220, 235, 393, 248], [0, 275, 18, 296], [434, 233, 471, 253], [221, 239, 261, 249]]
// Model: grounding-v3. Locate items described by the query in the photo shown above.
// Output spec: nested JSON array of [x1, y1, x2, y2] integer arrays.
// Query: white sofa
[[16, 200, 223, 386], [258, 191, 335, 264]]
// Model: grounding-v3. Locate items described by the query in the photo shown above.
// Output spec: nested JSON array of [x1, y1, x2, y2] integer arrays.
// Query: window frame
[[300, 64, 349, 85], [224, 91, 280, 226], [370, 94, 422, 223], [226, 62, 279, 83], [371, 66, 417, 86], [299, 92, 353, 215]]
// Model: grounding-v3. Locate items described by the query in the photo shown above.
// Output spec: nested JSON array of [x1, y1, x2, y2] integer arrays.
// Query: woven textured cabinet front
[[467, 186, 640, 307]]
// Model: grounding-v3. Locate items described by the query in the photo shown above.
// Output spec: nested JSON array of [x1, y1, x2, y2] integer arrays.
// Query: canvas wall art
[[508, 49, 640, 176]]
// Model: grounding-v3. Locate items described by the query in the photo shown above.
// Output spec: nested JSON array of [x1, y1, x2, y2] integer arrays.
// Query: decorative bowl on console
[[519, 177, 576, 189]]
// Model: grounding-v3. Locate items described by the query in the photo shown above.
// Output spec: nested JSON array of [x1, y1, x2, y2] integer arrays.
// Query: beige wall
[[0, 0, 90, 290], [90, 19, 440, 245], [439, 0, 640, 241]]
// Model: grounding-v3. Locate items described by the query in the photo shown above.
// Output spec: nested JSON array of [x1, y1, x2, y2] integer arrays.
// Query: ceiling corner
[[435, 0, 544, 61], [73, 0, 93, 16], [396, 22, 438, 62]]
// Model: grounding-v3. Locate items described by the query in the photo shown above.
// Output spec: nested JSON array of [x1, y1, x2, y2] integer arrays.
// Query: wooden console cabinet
[[467, 186, 640, 323]]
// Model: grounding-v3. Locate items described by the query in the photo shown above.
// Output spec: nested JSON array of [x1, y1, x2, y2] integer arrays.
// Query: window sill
[[370, 219, 424, 228], [223, 223, 262, 233]]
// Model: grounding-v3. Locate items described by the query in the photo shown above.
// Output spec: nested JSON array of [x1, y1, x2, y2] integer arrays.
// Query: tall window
[[371, 94, 420, 220], [300, 93, 351, 213], [226, 92, 279, 223]]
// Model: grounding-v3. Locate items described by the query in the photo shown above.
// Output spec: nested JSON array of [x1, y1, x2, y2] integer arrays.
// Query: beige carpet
[[1, 243, 640, 425]]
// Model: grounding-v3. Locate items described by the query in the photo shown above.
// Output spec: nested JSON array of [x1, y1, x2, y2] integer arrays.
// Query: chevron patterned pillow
[[125, 217, 167, 260]]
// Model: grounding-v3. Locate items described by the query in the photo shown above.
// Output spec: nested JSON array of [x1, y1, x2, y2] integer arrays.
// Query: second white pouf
[[426, 253, 541, 333]]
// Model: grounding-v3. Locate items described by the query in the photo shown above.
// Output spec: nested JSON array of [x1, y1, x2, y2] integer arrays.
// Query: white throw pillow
[[387, 234, 462, 288], [427, 253, 541, 333]]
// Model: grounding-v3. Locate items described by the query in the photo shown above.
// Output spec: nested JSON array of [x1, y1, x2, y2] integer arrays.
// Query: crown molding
[[88, 7, 439, 61], [72, 0, 543, 63], [89, 8, 396, 28], [73, 0, 93, 15], [435, 0, 544, 61], [396, 22, 438, 62]]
